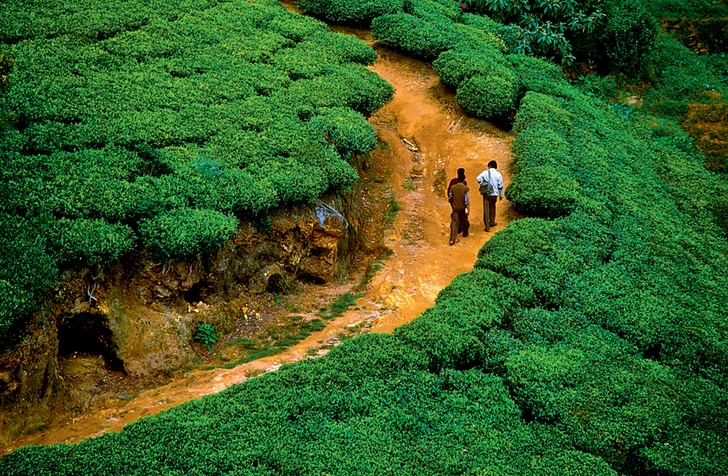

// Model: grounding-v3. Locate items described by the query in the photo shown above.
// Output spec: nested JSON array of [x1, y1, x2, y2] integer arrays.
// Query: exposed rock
[[0, 195, 364, 442], [0, 302, 66, 447]]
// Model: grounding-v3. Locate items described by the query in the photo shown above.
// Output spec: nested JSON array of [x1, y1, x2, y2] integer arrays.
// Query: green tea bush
[[283, 64, 395, 115], [404, 0, 461, 20], [432, 47, 505, 88], [506, 54, 564, 93], [139, 208, 238, 259], [506, 166, 582, 218], [298, 0, 405, 24], [309, 107, 379, 157], [48, 218, 135, 266], [456, 71, 519, 119], [273, 32, 377, 80], [0, 215, 57, 337], [371, 13, 456, 59]]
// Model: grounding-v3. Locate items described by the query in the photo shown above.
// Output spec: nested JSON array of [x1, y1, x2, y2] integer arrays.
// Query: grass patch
[[221, 316, 327, 369], [318, 292, 362, 320], [385, 194, 402, 223], [403, 177, 417, 190]]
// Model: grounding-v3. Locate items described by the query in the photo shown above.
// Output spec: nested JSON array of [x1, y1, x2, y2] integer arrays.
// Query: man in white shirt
[[476, 160, 504, 232]]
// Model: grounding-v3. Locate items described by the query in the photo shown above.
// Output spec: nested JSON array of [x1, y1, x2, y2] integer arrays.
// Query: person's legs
[[482, 195, 490, 232], [488, 196, 497, 226], [460, 210, 470, 237], [450, 211, 460, 244]]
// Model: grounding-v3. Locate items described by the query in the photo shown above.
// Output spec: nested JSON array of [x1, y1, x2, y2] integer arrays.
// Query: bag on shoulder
[[479, 170, 494, 196]]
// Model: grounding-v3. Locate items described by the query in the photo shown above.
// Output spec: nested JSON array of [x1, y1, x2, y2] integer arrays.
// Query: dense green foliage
[[456, 72, 519, 118], [298, 0, 405, 24], [640, 0, 728, 19], [302, 0, 658, 72], [601, 0, 659, 76], [139, 209, 239, 259], [3, 2, 727, 474], [573, 9, 728, 174], [462, 0, 606, 64], [0, 0, 393, 337]]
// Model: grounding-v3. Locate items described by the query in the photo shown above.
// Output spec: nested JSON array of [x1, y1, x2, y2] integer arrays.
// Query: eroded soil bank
[[1, 38, 515, 454]]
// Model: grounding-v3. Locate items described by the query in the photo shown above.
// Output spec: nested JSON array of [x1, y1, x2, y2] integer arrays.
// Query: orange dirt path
[[1, 41, 514, 456]]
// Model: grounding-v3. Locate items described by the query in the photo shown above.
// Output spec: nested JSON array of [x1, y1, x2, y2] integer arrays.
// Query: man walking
[[448, 167, 468, 234], [447, 167, 468, 197], [476, 160, 503, 232], [448, 169, 470, 245]]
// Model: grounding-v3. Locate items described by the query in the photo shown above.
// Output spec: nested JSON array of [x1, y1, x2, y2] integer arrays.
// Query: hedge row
[[0, 0, 393, 337]]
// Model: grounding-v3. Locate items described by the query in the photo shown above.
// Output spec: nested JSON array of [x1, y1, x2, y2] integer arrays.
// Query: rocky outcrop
[[0, 196, 363, 445], [0, 302, 65, 448]]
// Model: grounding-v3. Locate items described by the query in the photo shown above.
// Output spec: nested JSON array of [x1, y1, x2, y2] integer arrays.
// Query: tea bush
[[505, 166, 581, 218], [432, 47, 505, 88], [0, 0, 393, 338], [371, 13, 456, 59], [48, 218, 135, 266], [139, 208, 239, 259], [0, 215, 57, 336], [309, 107, 379, 157], [298, 0, 405, 24], [456, 71, 519, 119]]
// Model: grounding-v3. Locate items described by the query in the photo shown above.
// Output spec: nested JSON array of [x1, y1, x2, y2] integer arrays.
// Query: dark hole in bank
[[57, 313, 123, 371]]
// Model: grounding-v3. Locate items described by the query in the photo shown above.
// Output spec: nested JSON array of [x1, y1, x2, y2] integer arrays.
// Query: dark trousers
[[483, 195, 497, 231], [450, 209, 469, 243]]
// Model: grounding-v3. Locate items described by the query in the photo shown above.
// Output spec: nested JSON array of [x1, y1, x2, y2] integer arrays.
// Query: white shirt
[[476, 168, 504, 198]]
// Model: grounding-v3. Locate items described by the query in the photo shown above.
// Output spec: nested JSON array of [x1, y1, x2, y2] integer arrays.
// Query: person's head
[[457, 168, 466, 183], [488, 160, 497, 169]]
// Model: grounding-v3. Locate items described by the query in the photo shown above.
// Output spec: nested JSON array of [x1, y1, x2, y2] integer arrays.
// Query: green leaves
[[195, 323, 218, 351], [0, 0, 394, 335], [139, 208, 238, 259], [456, 71, 520, 118], [298, 0, 405, 24]]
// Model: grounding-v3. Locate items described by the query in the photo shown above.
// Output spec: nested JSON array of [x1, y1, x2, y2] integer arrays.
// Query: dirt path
[[1, 40, 514, 456]]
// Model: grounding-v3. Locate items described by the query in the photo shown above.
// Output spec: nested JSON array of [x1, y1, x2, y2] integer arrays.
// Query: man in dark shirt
[[448, 170, 470, 245], [447, 168, 468, 198], [448, 168, 468, 234]]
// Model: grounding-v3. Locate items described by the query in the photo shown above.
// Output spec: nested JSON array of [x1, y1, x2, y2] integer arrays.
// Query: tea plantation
[[2, 0, 728, 475], [0, 0, 393, 338]]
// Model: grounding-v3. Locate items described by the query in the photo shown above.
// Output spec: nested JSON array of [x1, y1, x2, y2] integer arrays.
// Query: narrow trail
[[2, 40, 514, 455]]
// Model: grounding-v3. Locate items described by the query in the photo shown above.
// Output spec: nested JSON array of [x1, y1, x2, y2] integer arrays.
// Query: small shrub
[[309, 107, 378, 157], [506, 166, 582, 219], [298, 0, 405, 25], [433, 47, 505, 89], [195, 323, 217, 351], [456, 71, 519, 119], [49, 218, 135, 266], [371, 13, 455, 59], [139, 208, 238, 259]]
